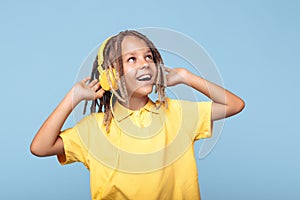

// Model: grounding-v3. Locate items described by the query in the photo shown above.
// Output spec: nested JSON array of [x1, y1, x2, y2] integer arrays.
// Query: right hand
[[73, 77, 105, 103]]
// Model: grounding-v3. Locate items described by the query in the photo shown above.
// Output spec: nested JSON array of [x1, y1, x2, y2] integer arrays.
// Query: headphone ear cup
[[99, 68, 118, 91]]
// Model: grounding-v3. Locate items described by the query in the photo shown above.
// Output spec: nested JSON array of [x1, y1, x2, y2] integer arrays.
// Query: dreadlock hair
[[83, 30, 168, 132]]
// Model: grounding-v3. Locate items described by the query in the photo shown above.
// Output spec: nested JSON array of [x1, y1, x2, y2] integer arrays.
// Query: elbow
[[232, 98, 245, 115], [238, 98, 246, 113], [30, 142, 47, 157], [225, 98, 245, 118]]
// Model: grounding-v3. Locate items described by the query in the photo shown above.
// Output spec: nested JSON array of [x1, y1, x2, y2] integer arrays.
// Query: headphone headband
[[97, 36, 112, 73], [97, 36, 117, 91]]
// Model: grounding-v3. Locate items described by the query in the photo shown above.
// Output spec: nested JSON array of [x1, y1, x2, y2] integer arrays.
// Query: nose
[[140, 63, 150, 70]]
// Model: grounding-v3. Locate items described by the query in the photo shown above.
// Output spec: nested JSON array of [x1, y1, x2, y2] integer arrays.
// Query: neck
[[121, 95, 149, 111]]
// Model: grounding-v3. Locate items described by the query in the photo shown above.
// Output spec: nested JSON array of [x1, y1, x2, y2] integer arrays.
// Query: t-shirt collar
[[113, 99, 160, 122]]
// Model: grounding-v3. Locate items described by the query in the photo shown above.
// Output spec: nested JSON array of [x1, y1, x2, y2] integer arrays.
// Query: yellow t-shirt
[[58, 98, 212, 200]]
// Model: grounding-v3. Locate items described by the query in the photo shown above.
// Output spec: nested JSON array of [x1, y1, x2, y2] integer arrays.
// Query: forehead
[[121, 36, 150, 55]]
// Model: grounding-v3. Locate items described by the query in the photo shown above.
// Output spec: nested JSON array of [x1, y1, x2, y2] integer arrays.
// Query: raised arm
[[166, 68, 245, 121], [30, 78, 104, 157]]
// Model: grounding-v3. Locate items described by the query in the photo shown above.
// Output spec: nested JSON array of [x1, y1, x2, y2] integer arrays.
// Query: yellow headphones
[[97, 37, 118, 91]]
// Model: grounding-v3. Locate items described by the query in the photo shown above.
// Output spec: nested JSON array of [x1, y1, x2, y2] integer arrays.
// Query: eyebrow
[[123, 49, 152, 57]]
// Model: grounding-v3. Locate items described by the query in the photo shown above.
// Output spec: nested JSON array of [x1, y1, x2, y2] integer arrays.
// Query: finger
[[95, 89, 105, 99], [164, 67, 172, 72], [88, 79, 99, 87], [92, 82, 101, 91], [81, 77, 91, 84]]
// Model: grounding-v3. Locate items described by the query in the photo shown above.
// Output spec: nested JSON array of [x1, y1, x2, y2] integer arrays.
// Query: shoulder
[[164, 97, 210, 108], [74, 112, 105, 128], [163, 98, 212, 115]]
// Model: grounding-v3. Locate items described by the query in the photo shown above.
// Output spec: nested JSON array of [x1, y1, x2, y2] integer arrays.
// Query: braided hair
[[84, 30, 168, 131]]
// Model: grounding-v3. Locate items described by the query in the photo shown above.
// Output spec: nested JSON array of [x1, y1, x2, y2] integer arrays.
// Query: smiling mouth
[[136, 74, 152, 81]]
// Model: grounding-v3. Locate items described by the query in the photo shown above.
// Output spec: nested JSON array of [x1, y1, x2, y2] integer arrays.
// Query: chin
[[132, 85, 154, 97]]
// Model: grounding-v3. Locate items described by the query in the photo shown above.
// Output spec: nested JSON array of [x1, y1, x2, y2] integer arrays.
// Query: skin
[[30, 35, 245, 157], [121, 36, 158, 110]]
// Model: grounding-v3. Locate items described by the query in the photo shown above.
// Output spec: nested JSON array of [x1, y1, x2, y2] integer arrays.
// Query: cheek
[[151, 64, 158, 78], [124, 67, 132, 76], [123, 63, 135, 76], [123, 71, 137, 89]]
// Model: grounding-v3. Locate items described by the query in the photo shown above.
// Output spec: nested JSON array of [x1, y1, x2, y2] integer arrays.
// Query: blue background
[[1, 0, 299, 199]]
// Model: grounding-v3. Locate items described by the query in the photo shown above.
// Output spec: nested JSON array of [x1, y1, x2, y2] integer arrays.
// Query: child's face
[[121, 36, 157, 99]]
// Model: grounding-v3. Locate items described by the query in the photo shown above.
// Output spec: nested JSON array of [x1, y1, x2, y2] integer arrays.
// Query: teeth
[[137, 74, 151, 81]]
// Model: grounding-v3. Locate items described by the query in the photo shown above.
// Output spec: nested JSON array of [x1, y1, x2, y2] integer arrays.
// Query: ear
[[99, 68, 118, 91]]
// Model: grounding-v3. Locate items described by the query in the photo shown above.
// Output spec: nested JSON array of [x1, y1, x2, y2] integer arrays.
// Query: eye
[[145, 54, 153, 61], [128, 57, 136, 63]]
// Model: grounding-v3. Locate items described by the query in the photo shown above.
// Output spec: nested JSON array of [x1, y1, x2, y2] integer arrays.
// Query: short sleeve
[[194, 101, 213, 140], [57, 116, 93, 167]]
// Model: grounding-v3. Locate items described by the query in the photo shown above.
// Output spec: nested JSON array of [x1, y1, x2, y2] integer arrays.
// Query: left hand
[[165, 67, 190, 87]]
